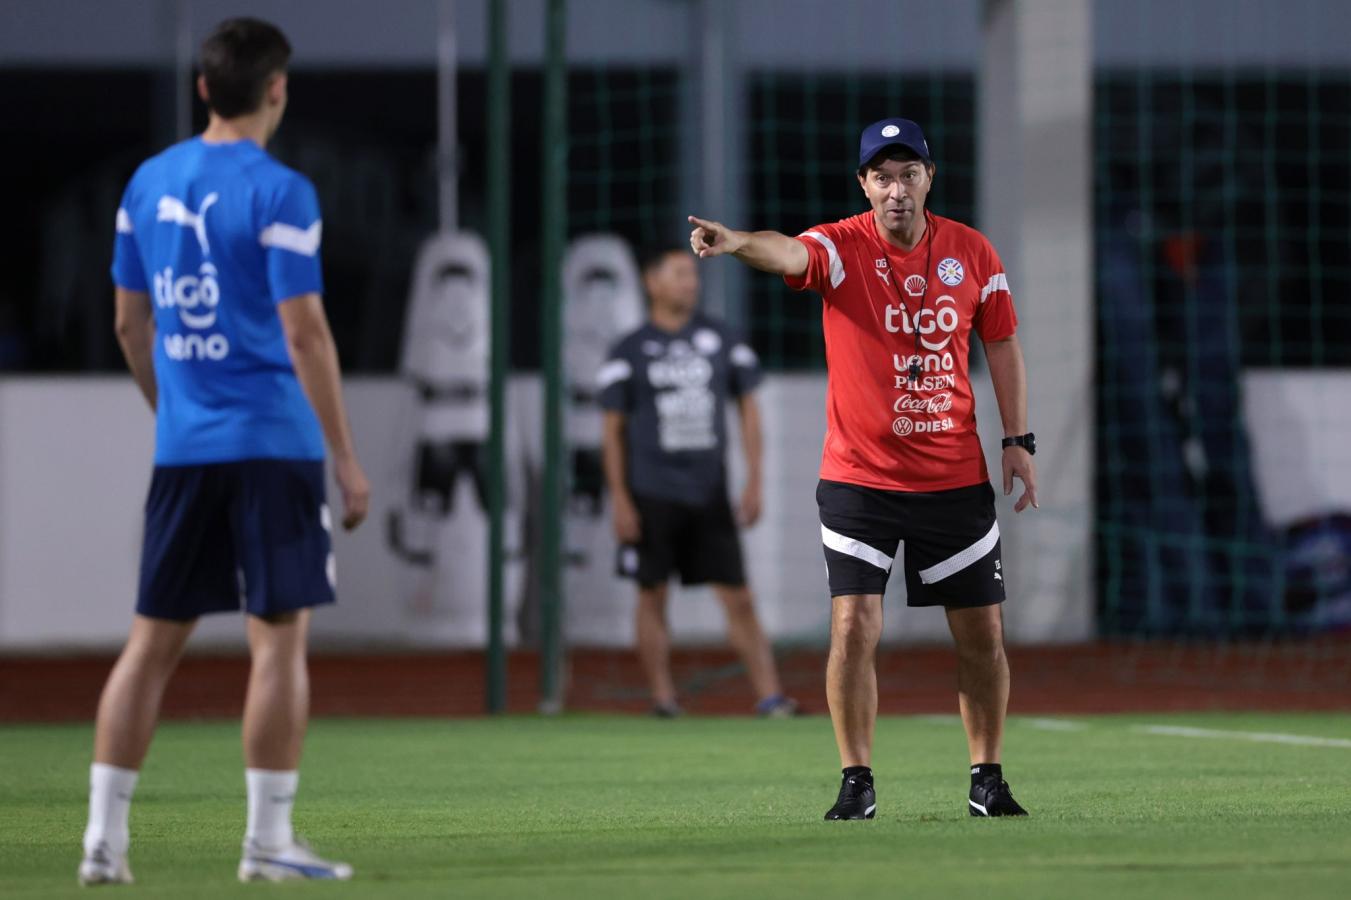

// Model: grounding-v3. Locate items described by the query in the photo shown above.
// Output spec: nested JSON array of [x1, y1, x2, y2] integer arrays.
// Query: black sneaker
[[969, 775, 1028, 817], [824, 774, 876, 820], [651, 702, 683, 719]]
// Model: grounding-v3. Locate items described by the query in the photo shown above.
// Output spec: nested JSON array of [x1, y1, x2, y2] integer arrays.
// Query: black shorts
[[617, 494, 746, 588], [138, 459, 336, 621], [817, 479, 1004, 608]]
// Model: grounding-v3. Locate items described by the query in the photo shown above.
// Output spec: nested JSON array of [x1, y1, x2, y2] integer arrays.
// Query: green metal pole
[[485, 0, 510, 714], [539, 0, 568, 714]]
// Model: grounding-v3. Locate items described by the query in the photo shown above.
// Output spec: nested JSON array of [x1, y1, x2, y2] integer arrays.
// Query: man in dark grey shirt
[[599, 245, 795, 717]]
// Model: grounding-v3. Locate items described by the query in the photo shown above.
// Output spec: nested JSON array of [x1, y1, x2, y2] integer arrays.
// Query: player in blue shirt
[[79, 19, 369, 885]]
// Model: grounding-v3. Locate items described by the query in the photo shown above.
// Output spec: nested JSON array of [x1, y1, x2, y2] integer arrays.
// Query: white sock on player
[[245, 768, 299, 849], [83, 762, 139, 856]]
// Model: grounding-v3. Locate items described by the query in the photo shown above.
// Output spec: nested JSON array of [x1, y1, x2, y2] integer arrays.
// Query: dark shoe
[[969, 776, 1028, 817], [651, 702, 683, 719], [824, 774, 876, 820]]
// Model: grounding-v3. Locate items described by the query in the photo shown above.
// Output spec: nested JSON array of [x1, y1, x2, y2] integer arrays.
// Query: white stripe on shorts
[[821, 524, 893, 571], [916, 521, 1000, 584]]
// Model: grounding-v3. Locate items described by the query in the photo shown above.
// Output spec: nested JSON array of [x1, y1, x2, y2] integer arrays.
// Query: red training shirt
[[784, 210, 1017, 492]]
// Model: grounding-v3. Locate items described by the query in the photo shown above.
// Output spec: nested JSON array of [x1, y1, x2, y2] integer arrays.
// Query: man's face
[[858, 156, 933, 237], [644, 251, 700, 316]]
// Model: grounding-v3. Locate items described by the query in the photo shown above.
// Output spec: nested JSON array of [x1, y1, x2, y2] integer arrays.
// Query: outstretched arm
[[688, 215, 808, 277], [984, 334, 1038, 513]]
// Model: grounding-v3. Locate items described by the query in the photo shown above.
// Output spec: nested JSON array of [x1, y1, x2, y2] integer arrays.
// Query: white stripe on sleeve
[[979, 273, 1009, 304], [802, 231, 846, 289], [259, 220, 323, 256], [596, 359, 632, 390]]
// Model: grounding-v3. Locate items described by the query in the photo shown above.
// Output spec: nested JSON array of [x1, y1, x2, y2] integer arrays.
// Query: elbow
[[284, 325, 325, 358], [114, 315, 145, 346]]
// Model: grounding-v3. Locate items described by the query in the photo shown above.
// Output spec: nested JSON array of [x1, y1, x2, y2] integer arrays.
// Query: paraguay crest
[[936, 257, 964, 287]]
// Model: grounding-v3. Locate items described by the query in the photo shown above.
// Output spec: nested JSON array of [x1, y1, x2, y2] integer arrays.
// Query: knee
[[637, 587, 668, 618], [248, 634, 306, 674], [121, 636, 185, 675], [954, 631, 1005, 666], [832, 603, 882, 651], [719, 587, 755, 618]]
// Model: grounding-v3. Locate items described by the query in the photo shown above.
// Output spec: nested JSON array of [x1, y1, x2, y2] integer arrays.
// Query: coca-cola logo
[[893, 392, 953, 415]]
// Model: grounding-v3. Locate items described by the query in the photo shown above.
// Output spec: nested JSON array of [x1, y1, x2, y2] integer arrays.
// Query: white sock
[[83, 763, 139, 856], [245, 769, 298, 849]]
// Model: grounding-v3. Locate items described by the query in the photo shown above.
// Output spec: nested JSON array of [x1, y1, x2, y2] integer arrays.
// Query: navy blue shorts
[[137, 459, 336, 621]]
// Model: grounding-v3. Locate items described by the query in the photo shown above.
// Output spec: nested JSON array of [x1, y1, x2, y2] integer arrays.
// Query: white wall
[[1240, 372, 1351, 528], [978, 0, 1095, 643], [0, 372, 1095, 651]]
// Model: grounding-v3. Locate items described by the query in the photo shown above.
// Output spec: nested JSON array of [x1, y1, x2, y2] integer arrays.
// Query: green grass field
[[3, 713, 1350, 898]]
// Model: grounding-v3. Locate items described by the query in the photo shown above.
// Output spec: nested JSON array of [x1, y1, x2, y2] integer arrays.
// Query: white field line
[[1136, 724, 1351, 749], [1024, 718, 1089, 732]]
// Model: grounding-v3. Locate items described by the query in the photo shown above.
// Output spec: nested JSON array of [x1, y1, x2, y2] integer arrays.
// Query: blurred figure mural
[[560, 235, 644, 644], [387, 232, 521, 645]]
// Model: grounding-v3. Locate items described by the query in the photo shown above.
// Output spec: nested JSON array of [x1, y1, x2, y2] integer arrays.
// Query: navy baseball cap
[[858, 117, 930, 169]]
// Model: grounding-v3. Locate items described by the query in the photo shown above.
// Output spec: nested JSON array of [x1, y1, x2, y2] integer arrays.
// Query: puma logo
[[157, 192, 219, 255]]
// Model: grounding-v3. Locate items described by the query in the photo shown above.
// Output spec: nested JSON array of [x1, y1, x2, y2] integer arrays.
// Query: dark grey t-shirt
[[597, 311, 762, 506]]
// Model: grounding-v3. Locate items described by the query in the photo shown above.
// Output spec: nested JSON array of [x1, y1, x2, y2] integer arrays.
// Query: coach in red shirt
[[688, 117, 1037, 821]]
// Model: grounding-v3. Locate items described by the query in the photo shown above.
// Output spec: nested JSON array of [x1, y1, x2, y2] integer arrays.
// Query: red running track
[[3, 640, 1348, 722]]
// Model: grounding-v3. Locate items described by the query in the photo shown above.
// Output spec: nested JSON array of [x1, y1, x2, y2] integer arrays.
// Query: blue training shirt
[[111, 137, 326, 465]]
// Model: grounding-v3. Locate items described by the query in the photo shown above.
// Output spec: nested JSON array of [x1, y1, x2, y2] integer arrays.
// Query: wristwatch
[[1001, 433, 1036, 455]]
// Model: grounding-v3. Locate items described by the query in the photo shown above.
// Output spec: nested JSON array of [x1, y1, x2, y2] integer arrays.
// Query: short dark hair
[[638, 244, 689, 275], [858, 145, 933, 177], [200, 18, 292, 119]]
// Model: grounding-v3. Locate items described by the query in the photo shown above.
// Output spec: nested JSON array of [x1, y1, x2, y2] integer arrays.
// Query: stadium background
[[2, 2, 1351, 896], [2, 0, 1347, 709]]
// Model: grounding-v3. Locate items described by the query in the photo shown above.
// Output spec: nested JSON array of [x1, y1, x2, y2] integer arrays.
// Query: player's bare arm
[[736, 392, 764, 527], [277, 293, 370, 530], [601, 410, 641, 543], [113, 288, 158, 411], [983, 334, 1038, 512], [687, 215, 808, 278]]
